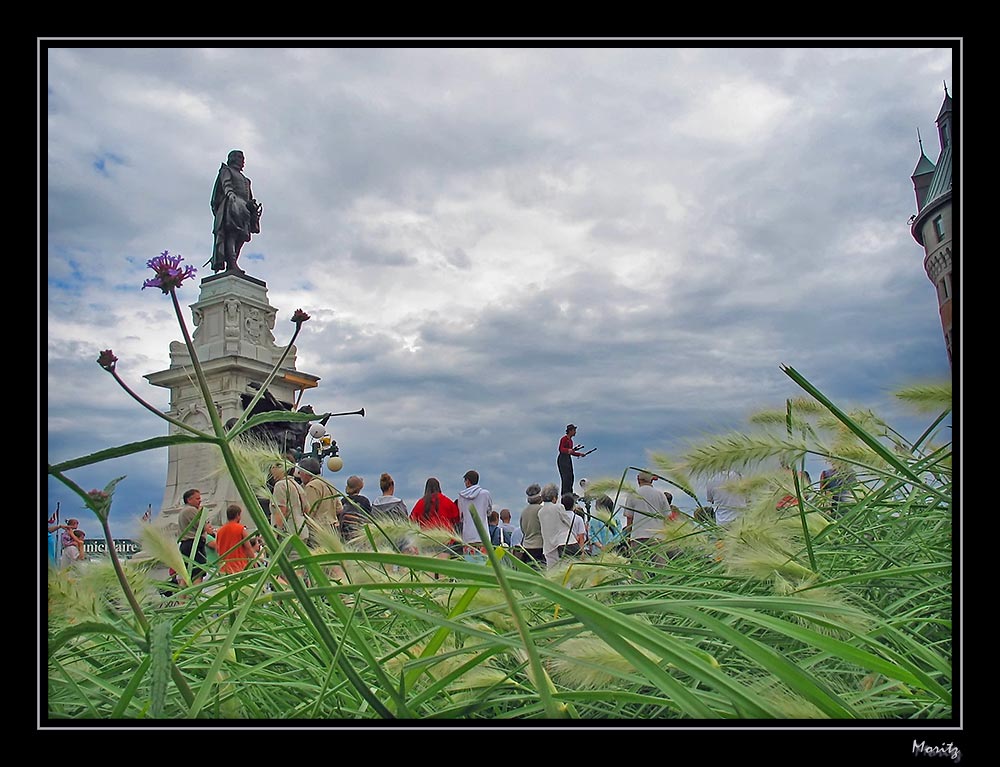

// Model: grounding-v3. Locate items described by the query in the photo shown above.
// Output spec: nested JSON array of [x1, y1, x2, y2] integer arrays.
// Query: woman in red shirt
[[410, 477, 462, 566], [410, 477, 460, 532]]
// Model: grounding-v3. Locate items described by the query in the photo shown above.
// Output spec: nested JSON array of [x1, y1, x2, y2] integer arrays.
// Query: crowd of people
[[48, 418, 854, 583], [179, 453, 750, 582]]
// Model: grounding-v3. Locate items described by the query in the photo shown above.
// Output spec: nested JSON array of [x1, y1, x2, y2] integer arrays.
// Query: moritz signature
[[913, 741, 961, 763]]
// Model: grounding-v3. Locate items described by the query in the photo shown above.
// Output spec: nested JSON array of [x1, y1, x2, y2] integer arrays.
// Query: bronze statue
[[211, 149, 262, 274]]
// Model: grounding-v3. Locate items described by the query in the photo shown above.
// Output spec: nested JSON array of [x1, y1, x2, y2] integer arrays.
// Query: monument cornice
[[144, 356, 319, 390]]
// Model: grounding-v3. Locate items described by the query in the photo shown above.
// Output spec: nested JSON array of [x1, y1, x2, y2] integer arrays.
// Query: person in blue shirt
[[587, 494, 623, 554], [488, 510, 502, 546], [498, 508, 516, 547]]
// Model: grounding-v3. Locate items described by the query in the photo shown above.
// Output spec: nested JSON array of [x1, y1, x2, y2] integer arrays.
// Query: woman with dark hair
[[409, 477, 460, 532], [410, 477, 462, 563]]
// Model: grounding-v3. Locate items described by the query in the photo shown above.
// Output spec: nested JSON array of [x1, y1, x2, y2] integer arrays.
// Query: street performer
[[557, 423, 587, 497], [211, 149, 262, 274]]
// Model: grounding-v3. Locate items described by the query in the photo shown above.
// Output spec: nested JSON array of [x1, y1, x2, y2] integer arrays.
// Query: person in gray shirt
[[518, 483, 545, 567]]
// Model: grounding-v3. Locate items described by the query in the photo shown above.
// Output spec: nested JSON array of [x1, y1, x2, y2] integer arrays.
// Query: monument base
[[144, 271, 319, 536]]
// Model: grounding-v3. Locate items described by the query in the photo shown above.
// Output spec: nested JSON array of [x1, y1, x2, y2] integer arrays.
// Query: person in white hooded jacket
[[457, 469, 494, 551]]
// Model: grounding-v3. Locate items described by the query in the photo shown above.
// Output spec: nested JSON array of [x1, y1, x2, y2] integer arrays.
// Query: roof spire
[[943, 80, 949, 97], [917, 127, 924, 153]]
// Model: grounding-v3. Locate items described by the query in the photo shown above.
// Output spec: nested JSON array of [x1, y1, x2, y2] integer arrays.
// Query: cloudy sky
[[44, 43, 956, 539]]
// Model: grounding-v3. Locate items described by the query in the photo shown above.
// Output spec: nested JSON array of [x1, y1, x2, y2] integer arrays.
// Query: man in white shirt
[[706, 471, 746, 527], [623, 471, 672, 545], [538, 483, 575, 567]]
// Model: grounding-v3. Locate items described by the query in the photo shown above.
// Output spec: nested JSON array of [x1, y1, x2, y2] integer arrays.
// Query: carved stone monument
[[144, 271, 319, 539]]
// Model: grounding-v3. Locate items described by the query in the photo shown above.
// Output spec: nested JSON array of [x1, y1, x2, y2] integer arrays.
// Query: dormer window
[[933, 215, 945, 242]]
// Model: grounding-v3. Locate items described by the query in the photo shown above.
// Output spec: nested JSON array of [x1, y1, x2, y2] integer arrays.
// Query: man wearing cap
[[297, 457, 343, 539], [271, 464, 309, 545], [623, 470, 673, 547], [557, 424, 586, 497], [518, 483, 545, 566], [456, 470, 494, 552]]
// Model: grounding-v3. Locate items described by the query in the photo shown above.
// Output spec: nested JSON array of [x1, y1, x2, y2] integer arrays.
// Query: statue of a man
[[211, 149, 262, 274]]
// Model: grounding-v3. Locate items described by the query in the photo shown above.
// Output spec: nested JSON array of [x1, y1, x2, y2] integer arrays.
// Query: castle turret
[[909, 84, 954, 367]]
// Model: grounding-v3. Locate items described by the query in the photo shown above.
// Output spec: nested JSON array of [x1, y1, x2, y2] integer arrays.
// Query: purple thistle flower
[[97, 349, 118, 371], [291, 308, 310, 325], [142, 250, 196, 293]]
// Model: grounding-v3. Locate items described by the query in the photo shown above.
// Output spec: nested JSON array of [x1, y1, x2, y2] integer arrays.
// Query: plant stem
[[108, 368, 212, 438]]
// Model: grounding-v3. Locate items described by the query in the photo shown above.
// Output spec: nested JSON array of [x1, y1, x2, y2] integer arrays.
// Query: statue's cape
[[211, 162, 229, 211]]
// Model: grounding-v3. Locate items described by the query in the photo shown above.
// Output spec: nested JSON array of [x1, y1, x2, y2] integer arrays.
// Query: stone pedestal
[[144, 272, 319, 536]]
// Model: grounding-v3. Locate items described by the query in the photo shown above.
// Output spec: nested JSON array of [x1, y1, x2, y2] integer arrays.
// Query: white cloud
[[675, 79, 794, 145]]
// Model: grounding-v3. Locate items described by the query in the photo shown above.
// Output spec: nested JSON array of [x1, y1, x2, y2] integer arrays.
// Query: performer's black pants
[[558, 453, 574, 496]]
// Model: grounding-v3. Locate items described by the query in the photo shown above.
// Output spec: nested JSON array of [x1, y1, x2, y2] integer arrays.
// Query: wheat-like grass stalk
[[845, 408, 892, 439], [139, 522, 190, 585], [547, 633, 666, 689], [433, 586, 516, 630], [411, 526, 463, 552], [349, 518, 422, 554], [771, 573, 874, 636], [47, 563, 109, 626], [682, 432, 808, 476], [657, 515, 716, 554], [748, 397, 825, 428], [647, 452, 698, 499], [222, 434, 283, 497], [582, 477, 636, 499], [387, 641, 510, 692], [77, 557, 159, 617], [719, 505, 817, 581], [306, 517, 347, 553], [543, 555, 629, 590], [743, 678, 830, 719], [893, 381, 953, 414]]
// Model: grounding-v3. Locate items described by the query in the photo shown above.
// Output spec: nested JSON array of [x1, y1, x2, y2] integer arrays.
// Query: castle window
[[933, 215, 945, 242], [938, 274, 950, 302]]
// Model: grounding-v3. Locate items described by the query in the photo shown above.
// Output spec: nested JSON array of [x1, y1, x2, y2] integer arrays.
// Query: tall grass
[[47, 260, 952, 719]]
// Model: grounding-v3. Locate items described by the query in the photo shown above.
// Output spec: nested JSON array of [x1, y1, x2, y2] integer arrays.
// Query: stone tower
[[144, 272, 319, 536], [909, 85, 954, 368]]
